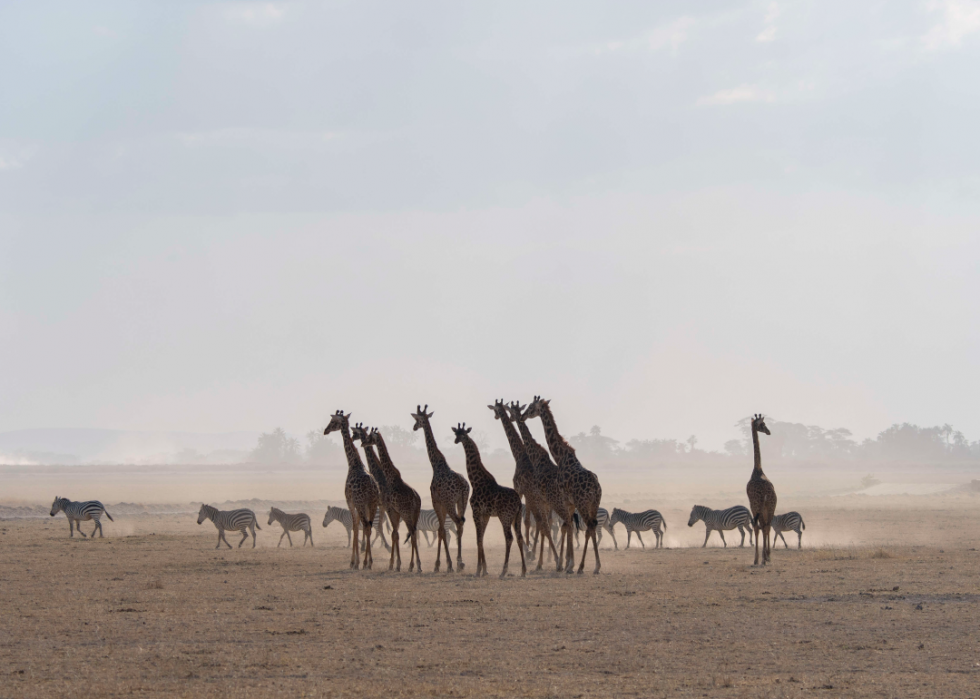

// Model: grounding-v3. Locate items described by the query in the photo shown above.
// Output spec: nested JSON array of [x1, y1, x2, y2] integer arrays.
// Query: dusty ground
[[1, 500, 979, 698]]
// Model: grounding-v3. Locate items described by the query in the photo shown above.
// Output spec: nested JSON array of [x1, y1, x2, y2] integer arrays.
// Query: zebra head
[[752, 413, 771, 436], [523, 396, 550, 420], [688, 505, 706, 527], [268, 507, 281, 526], [50, 496, 65, 516], [410, 404, 433, 432], [322, 507, 340, 528], [197, 504, 212, 525], [610, 508, 625, 526], [487, 399, 508, 421], [324, 410, 351, 436]]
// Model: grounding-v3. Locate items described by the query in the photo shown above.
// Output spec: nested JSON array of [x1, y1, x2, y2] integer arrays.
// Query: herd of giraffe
[[324, 399, 779, 576]]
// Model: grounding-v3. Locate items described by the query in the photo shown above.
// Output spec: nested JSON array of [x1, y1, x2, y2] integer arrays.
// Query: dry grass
[[1, 505, 979, 698]]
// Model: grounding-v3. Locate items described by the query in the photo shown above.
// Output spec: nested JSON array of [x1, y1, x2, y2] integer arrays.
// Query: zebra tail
[[753, 512, 761, 528], [800, 517, 806, 530], [104, 510, 115, 522], [662, 518, 667, 530], [572, 512, 582, 532], [254, 516, 261, 530]]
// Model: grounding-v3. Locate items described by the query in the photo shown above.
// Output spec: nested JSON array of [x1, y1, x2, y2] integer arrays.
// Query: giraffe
[[451, 422, 526, 578], [524, 396, 602, 574], [364, 426, 423, 573], [489, 399, 560, 571], [746, 413, 776, 566], [508, 401, 567, 571], [412, 404, 469, 572], [507, 402, 578, 572], [350, 422, 398, 569], [324, 410, 380, 570]]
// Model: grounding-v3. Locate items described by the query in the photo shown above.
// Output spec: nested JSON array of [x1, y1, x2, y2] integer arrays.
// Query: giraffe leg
[[351, 515, 361, 570], [440, 518, 454, 573], [453, 512, 466, 572], [363, 516, 374, 570], [577, 523, 594, 574], [753, 524, 761, 566], [537, 516, 559, 572], [764, 524, 772, 564], [590, 526, 601, 574], [500, 517, 514, 579], [474, 516, 489, 577], [388, 512, 401, 572]]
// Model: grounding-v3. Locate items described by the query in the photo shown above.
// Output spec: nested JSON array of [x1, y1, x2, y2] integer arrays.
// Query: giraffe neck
[[498, 413, 527, 463], [373, 433, 403, 484], [752, 425, 764, 476], [339, 425, 367, 474], [516, 419, 550, 464], [538, 403, 573, 465], [362, 442, 387, 490], [420, 418, 450, 473], [460, 436, 495, 486]]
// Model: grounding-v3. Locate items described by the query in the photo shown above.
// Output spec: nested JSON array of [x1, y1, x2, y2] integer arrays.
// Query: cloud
[[922, 0, 980, 50], [174, 128, 341, 148], [756, 2, 780, 43], [695, 84, 775, 106], [223, 2, 287, 26], [593, 17, 695, 56]]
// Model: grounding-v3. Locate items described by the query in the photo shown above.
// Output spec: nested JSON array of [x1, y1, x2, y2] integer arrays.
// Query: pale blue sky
[[1, 1, 978, 451]]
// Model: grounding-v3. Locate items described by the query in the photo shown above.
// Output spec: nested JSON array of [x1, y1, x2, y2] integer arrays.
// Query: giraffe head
[[451, 422, 473, 444], [523, 395, 550, 420], [323, 410, 350, 435], [487, 398, 509, 421], [350, 422, 369, 443], [411, 404, 433, 432], [506, 401, 527, 423], [752, 413, 771, 435], [363, 427, 381, 447]]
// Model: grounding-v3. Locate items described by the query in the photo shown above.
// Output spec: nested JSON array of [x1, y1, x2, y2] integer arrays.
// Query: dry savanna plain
[[1, 476, 980, 698]]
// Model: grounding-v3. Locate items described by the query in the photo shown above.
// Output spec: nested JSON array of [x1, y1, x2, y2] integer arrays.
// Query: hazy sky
[[1, 1, 979, 451]]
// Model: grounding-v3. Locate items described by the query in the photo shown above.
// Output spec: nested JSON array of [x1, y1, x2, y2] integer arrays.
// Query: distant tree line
[[248, 419, 980, 467]]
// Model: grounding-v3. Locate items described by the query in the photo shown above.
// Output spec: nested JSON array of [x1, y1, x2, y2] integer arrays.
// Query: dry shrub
[[870, 547, 893, 559], [145, 579, 164, 590]]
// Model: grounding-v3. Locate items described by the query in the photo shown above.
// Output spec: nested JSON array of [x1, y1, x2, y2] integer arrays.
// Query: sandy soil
[[1, 500, 979, 698]]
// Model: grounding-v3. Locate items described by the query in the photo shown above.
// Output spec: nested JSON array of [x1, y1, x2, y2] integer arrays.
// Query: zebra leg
[[278, 531, 286, 547], [636, 531, 646, 549], [738, 526, 745, 547], [94, 519, 103, 538], [609, 526, 619, 551], [703, 528, 711, 548], [77, 519, 87, 538], [220, 529, 232, 549], [778, 531, 789, 549], [719, 530, 727, 548], [238, 529, 248, 548], [626, 530, 632, 549], [283, 530, 292, 547], [797, 530, 803, 549]]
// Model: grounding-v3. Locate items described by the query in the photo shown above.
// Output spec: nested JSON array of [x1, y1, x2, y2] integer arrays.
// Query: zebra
[[687, 504, 755, 548], [610, 508, 667, 549], [50, 496, 114, 538], [267, 507, 314, 548], [416, 509, 457, 548], [197, 504, 260, 549], [772, 511, 805, 549], [548, 508, 618, 550], [321, 506, 392, 551]]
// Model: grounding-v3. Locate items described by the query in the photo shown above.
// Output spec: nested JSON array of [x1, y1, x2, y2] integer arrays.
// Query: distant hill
[[0, 428, 258, 465]]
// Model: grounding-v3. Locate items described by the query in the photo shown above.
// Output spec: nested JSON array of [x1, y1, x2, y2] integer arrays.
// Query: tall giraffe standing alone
[[525, 396, 602, 574], [365, 427, 423, 573], [324, 411, 380, 570], [452, 423, 526, 578], [746, 413, 776, 566], [412, 405, 469, 572]]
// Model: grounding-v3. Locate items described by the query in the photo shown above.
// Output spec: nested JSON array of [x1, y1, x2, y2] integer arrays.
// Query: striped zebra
[[687, 504, 754, 548], [549, 508, 618, 551], [197, 504, 260, 549], [772, 511, 805, 549], [610, 508, 667, 549], [49, 496, 114, 538], [321, 507, 392, 551], [417, 509, 457, 548], [267, 507, 314, 548]]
